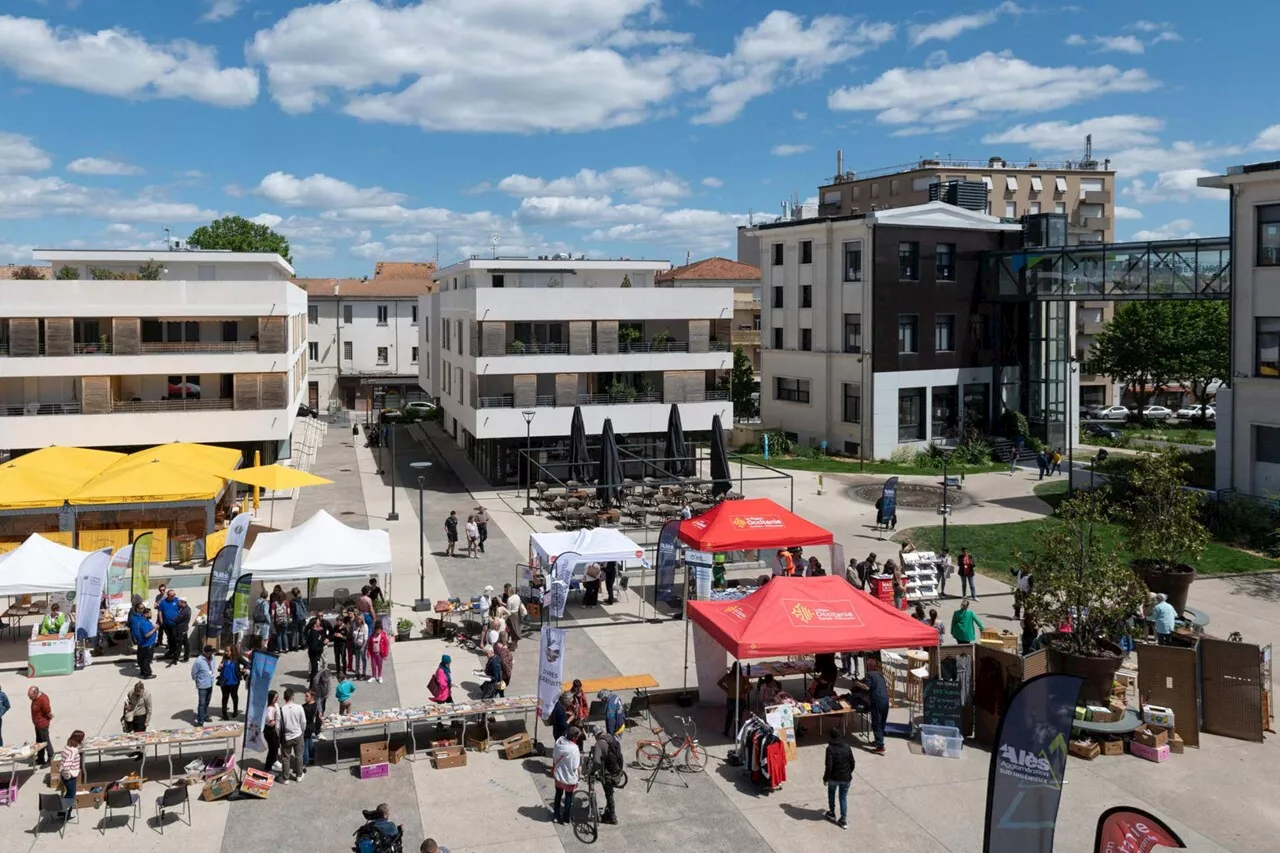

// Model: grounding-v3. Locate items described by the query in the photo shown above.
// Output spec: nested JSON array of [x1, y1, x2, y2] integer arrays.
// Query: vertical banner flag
[[205, 545, 239, 639], [653, 519, 682, 607], [231, 572, 254, 635], [105, 545, 132, 610], [243, 650, 279, 752], [130, 532, 153, 602], [879, 477, 899, 527], [73, 548, 113, 641], [1093, 807, 1185, 853], [549, 552, 579, 620], [983, 673, 1085, 853], [537, 626, 567, 719], [688, 550, 713, 600], [224, 512, 254, 583]]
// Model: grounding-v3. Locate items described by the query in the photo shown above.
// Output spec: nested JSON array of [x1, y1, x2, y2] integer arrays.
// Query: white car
[[1175, 404, 1215, 420], [404, 401, 437, 413], [1092, 405, 1132, 420], [1140, 405, 1174, 420]]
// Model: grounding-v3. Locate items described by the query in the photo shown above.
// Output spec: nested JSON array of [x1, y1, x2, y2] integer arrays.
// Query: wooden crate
[[1069, 740, 1100, 760], [501, 733, 533, 760]]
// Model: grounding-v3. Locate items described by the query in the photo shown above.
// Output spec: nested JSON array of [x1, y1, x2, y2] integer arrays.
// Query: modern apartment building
[[1200, 162, 1280, 495], [420, 257, 734, 484], [295, 263, 436, 413], [816, 151, 1119, 408], [0, 249, 307, 460], [745, 202, 1021, 460], [656, 257, 762, 375]]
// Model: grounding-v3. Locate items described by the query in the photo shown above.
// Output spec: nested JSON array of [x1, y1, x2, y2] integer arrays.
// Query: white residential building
[[1200, 162, 1280, 495], [0, 249, 307, 460], [420, 257, 734, 484]]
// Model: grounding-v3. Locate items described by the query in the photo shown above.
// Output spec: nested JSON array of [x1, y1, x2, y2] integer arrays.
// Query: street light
[[387, 422, 399, 521], [410, 460, 433, 611], [938, 447, 954, 551], [1067, 356, 1079, 497], [857, 351, 870, 472], [522, 410, 537, 516]]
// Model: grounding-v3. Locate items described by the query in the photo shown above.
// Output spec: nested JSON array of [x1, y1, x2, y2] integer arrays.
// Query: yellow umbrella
[[226, 464, 333, 491], [0, 447, 125, 510]]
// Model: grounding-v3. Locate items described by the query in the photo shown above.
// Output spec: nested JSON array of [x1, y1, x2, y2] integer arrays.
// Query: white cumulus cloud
[[254, 171, 406, 208], [909, 2, 1021, 47], [771, 144, 811, 156], [983, 115, 1164, 150], [1130, 219, 1200, 241], [67, 157, 143, 176], [0, 131, 52, 174]]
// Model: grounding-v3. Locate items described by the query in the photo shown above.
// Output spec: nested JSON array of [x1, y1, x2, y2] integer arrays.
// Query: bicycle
[[634, 715, 706, 792], [573, 752, 602, 844]]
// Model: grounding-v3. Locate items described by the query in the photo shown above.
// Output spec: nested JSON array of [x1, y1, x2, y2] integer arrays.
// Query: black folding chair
[[100, 788, 140, 834], [154, 784, 191, 833], [36, 793, 78, 837]]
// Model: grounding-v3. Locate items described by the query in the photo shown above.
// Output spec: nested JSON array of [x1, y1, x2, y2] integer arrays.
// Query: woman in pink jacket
[[428, 654, 453, 704], [368, 620, 391, 684]]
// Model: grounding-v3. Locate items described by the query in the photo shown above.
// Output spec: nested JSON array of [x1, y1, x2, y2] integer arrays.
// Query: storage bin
[[920, 724, 963, 758]]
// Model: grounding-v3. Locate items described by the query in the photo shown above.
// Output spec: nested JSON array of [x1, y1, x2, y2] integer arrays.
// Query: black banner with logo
[[982, 673, 1084, 853], [878, 477, 898, 526], [653, 520, 682, 607], [205, 544, 239, 639]]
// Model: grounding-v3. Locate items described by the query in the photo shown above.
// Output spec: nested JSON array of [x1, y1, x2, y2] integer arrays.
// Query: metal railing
[[110, 398, 234, 413], [476, 388, 728, 409], [74, 342, 112, 355], [496, 339, 731, 356], [139, 341, 259, 354], [0, 402, 81, 416]]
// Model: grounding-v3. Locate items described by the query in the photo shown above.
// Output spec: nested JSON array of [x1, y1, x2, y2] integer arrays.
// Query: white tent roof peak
[[0, 533, 96, 596], [242, 509, 391, 581]]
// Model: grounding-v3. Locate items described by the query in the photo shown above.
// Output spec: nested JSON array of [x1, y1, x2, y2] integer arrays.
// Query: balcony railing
[[0, 402, 81, 417], [74, 342, 112, 355], [110, 398, 234, 413], [138, 341, 259, 354], [498, 340, 731, 356], [476, 388, 729, 409]]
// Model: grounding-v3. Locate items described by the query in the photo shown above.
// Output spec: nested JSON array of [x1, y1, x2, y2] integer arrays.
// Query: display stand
[[27, 633, 75, 678], [900, 552, 940, 602]]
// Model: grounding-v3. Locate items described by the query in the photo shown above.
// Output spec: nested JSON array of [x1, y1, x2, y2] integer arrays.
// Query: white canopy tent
[[0, 533, 93, 596], [242, 509, 391, 582], [529, 528, 647, 567]]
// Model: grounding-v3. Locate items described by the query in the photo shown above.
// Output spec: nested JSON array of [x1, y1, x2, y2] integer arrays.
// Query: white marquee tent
[[242, 510, 391, 582], [0, 533, 94, 596], [529, 528, 647, 567]]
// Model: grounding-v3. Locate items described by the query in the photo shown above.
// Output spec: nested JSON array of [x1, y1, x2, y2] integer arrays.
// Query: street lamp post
[[940, 449, 954, 551], [410, 461, 432, 610], [857, 351, 870, 472], [1067, 357, 1079, 497], [522, 410, 537, 516], [387, 422, 399, 521]]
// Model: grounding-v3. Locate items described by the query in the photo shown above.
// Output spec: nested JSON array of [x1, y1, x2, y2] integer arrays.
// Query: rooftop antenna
[[685, 250, 691, 266], [163, 227, 171, 250], [435, 234, 439, 265], [489, 234, 500, 259]]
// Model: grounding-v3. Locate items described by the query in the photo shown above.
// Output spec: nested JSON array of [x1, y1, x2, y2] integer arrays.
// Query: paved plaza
[[1, 421, 1277, 852]]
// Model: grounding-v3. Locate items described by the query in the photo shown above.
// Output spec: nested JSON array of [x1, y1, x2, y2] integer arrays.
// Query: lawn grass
[[740, 454, 1009, 476]]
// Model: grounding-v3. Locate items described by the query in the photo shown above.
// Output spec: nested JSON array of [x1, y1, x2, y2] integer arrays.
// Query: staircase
[[988, 436, 1037, 463]]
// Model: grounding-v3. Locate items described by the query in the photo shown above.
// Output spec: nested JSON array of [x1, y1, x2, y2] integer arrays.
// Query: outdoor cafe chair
[[154, 784, 191, 833], [37, 793, 78, 837], [100, 787, 140, 834]]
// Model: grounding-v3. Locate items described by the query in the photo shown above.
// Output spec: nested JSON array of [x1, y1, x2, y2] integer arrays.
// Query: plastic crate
[[920, 724, 963, 759]]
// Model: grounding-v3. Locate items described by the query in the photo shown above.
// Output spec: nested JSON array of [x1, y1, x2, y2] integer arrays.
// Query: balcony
[[0, 398, 236, 417], [1083, 190, 1112, 205], [733, 329, 761, 347], [1077, 320, 1104, 336], [1080, 216, 1112, 231], [138, 342, 260, 355]]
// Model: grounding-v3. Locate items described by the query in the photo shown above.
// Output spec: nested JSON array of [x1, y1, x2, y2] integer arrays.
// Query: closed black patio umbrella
[[569, 406, 591, 483], [596, 418, 625, 509], [710, 413, 732, 498], [663, 404, 694, 478]]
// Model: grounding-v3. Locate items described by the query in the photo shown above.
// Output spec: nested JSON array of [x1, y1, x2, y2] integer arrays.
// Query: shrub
[[793, 444, 824, 460], [737, 442, 761, 455], [913, 450, 944, 470], [999, 409, 1031, 441], [1205, 494, 1278, 552], [888, 445, 916, 465], [951, 438, 993, 466], [763, 430, 794, 455]]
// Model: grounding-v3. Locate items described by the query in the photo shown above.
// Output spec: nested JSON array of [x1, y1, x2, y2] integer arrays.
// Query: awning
[[1005, 176, 1018, 193], [687, 576, 940, 659], [0, 448, 125, 510], [677, 497, 833, 552], [242, 509, 390, 581], [0, 533, 96, 596], [67, 443, 241, 506]]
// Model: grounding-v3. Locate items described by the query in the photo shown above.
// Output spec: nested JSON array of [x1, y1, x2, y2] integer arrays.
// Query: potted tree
[[1018, 490, 1148, 704], [618, 325, 641, 352], [1119, 450, 1207, 613], [395, 617, 414, 642]]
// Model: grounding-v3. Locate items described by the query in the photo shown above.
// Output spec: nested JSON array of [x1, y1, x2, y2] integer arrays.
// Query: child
[[335, 676, 355, 715]]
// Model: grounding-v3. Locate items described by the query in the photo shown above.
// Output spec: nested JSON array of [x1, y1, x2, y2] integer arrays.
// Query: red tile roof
[[655, 256, 760, 282], [375, 261, 438, 280]]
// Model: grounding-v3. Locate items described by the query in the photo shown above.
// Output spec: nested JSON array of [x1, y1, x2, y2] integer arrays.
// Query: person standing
[[310, 664, 332, 724], [926, 609, 945, 640], [335, 676, 356, 715], [219, 650, 243, 719], [591, 727, 623, 825], [601, 561, 618, 606], [1011, 566, 1033, 619], [279, 688, 307, 784], [122, 681, 151, 732], [890, 561, 905, 611], [351, 615, 369, 680], [551, 727, 582, 825], [263, 690, 281, 774], [503, 584, 524, 650], [480, 647, 505, 699], [1152, 593, 1177, 645], [856, 552, 878, 589], [429, 655, 453, 705], [938, 549, 954, 598], [356, 585, 375, 635], [129, 602, 158, 679], [29, 686, 52, 765], [58, 730, 84, 801], [822, 728, 854, 829], [474, 505, 489, 554], [852, 657, 889, 755], [330, 615, 349, 679], [465, 515, 480, 558], [548, 693, 570, 742], [153, 584, 168, 651], [368, 620, 390, 684], [304, 614, 328, 681], [582, 562, 603, 607], [719, 663, 751, 737], [302, 689, 320, 769], [444, 510, 459, 557], [191, 645, 216, 727], [252, 590, 271, 647], [1007, 445, 1019, 475], [957, 548, 978, 600], [367, 576, 383, 604], [1037, 448, 1048, 480], [271, 592, 290, 653], [157, 588, 181, 664], [172, 597, 192, 663], [0, 682, 9, 746], [1051, 447, 1064, 476], [289, 588, 308, 652], [601, 689, 625, 737], [950, 599, 985, 644]]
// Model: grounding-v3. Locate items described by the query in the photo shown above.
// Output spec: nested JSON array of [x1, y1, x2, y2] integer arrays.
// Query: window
[[772, 243, 784, 266], [890, 179, 900, 196], [1005, 175, 1018, 193], [871, 183, 881, 199], [411, 304, 418, 324], [1029, 201, 1041, 215], [981, 176, 993, 192], [376, 305, 389, 325], [935, 314, 956, 352], [376, 346, 389, 365], [772, 327, 784, 349], [772, 286, 784, 308], [801, 285, 812, 308], [1005, 201, 1017, 218], [343, 304, 353, 324], [1258, 426, 1280, 465], [774, 377, 810, 404], [898, 241, 919, 280], [898, 315, 919, 353], [898, 388, 926, 442], [753, 314, 762, 331], [166, 375, 199, 399], [1030, 176, 1043, 193], [843, 314, 862, 353], [843, 241, 863, 281], [936, 243, 955, 281], [1055, 176, 1068, 194], [964, 383, 990, 432], [800, 328, 812, 351], [1258, 318, 1280, 376], [308, 341, 319, 361], [411, 346, 419, 363], [970, 314, 989, 348], [800, 240, 813, 264], [307, 305, 319, 324], [456, 320, 462, 354], [343, 341, 352, 360], [852, 185, 861, 200], [844, 441, 860, 457], [932, 387, 959, 439], [1079, 178, 1103, 199], [1258, 204, 1280, 266], [842, 384, 861, 423], [492, 274, 505, 288]]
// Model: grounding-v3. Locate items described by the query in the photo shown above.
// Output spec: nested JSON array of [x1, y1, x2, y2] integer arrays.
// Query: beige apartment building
[[816, 151, 1120, 408], [656, 257, 762, 375]]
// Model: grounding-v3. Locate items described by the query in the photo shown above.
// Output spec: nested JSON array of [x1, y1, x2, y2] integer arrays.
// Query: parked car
[[1176, 404, 1215, 420], [297, 403, 319, 418], [1140, 405, 1174, 420], [404, 400, 437, 415], [1092, 405, 1132, 420], [1083, 423, 1123, 440]]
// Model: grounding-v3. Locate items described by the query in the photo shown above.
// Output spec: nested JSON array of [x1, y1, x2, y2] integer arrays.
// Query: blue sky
[[0, 0, 1275, 275]]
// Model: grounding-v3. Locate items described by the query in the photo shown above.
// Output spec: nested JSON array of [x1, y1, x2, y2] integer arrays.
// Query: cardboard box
[[1102, 738, 1125, 756], [999, 631, 1019, 653], [1108, 700, 1128, 723], [465, 733, 492, 753], [1133, 725, 1169, 749], [980, 628, 1001, 641], [1169, 733, 1185, 754], [0, 778, 19, 806], [1069, 739, 1100, 760], [360, 741, 390, 765], [1143, 704, 1175, 730], [1129, 741, 1170, 763], [430, 745, 467, 770], [388, 745, 408, 765], [1086, 705, 1112, 722], [359, 762, 390, 780], [203, 755, 236, 778], [502, 733, 533, 760], [74, 789, 104, 809], [239, 768, 274, 799], [201, 770, 239, 801]]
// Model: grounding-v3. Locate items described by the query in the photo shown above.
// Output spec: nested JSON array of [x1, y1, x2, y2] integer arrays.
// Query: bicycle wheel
[[679, 742, 708, 773], [612, 769, 628, 790], [572, 789, 599, 844], [635, 741, 663, 770]]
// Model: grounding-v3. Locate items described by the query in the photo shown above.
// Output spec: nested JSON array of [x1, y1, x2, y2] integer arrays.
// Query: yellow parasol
[[226, 464, 333, 528]]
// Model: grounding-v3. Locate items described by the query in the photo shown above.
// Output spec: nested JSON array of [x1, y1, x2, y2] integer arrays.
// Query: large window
[[842, 384, 861, 423], [843, 241, 863, 281], [801, 285, 812, 308], [376, 346, 389, 365], [931, 386, 959, 439], [343, 341, 352, 360], [843, 313, 862, 353], [1259, 205, 1280, 266], [307, 305, 318, 324], [308, 341, 319, 361], [898, 314, 919, 353], [899, 242, 919, 280], [970, 314, 989, 349], [898, 388, 925, 442], [774, 377, 810, 403], [343, 305, 353, 324], [936, 243, 955, 281], [772, 286, 784, 308], [772, 327, 783, 349], [800, 328, 812, 351], [800, 240, 813, 264], [935, 314, 956, 352], [963, 383, 990, 432], [1258, 426, 1280, 465], [1258, 318, 1280, 376], [772, 243, 784, 266], [376, 305, 389, 325]]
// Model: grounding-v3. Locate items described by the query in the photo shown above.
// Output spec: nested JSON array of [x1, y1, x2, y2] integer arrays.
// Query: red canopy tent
[[676, 497, 833, 552], [687, 575, 940, 659]]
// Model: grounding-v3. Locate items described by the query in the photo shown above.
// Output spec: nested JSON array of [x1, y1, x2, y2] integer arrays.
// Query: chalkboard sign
[[923, 678, 964, 729]]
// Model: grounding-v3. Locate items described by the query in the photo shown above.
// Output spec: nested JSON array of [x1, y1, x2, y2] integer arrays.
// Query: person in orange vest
[[777, 549, 796, 577]]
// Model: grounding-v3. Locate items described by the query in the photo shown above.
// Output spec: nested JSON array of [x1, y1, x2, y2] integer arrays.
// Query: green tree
[[137, 260, 164, 280], [1120, 449, 1209, 570], [1087, 302, 1182, 412], [729, 345, 758, 420], [54, 265, 78, 280], [1174, 301, 1229, 407], [187, 215, 292, 264]]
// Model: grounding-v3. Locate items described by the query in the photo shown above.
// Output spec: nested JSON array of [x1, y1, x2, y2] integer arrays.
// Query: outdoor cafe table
[[322, 696, 540, 765], [78, 722, 242, 781]]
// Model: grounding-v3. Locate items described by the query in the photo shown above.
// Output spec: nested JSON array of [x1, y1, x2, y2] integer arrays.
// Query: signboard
[[243, 650, 279, 753], [130, 532, 153, 602], [1093, 806, 1185, 853], [878, 477, 899, 526], [105, 544, 132, 611], [231, 573, 254, 635], [205, 545, 239, 639], [73, 548, 112, 641], [923, 678, 965, 729], [653, 520, 682, 606]]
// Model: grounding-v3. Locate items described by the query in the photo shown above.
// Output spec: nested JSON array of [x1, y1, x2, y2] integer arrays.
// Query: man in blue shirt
[[601, 690, 626, 737], [852, 655, 890, 754], [1152, 593, 1177, 645], [190, 645, 216, 726], [129, 603, 158, 679], [157, 589, 181, 665]]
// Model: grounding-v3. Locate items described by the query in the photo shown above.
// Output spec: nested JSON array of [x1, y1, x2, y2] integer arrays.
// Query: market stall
[[0, 533, 94, 675], [242, 509, 391, 583], [525, 528, 648, 619], [322, 696, 540, 765]]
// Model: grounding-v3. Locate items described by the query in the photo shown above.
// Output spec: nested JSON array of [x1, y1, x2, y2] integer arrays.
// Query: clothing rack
[[734, 713, 786, 792]]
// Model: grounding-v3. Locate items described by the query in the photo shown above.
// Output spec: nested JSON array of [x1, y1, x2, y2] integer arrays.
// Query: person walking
[[465, 515, 480, 558], [1051, 447, 1064, 476], [474, 505, 489, 554], [852, 656, 889, 755], [950, 599, 985, 644], [58, 731, 84, 801], [263, 690, 281, 774], [29, 686, 53, 765], [1011, 566, 1033, 619], [302, 689, 320, 769], [191, 645, 216, 727], [1007, 445, 1019, 475], [429, 655, 453, 705], [351, 615, 370, 680], [958, 548, 978, 600], [279, 688, 307, 784], [823, 728, 854, 829], [1037, 448, 1049, 480], [157, 588, 181, 665], [368, 620, 390, 684], [122, 681, 151, 732], [172, 597, 192, 663], [444, 510, 459, 557], [129, 601, 158, 679], [480, 647, 505, 699], [0, 682, 9, 746], [551, 726, 582, 825], [219, 649, 243, 719], [304, 614, 328, 681]]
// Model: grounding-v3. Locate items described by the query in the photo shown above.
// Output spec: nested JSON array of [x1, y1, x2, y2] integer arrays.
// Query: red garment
[[31, 693, 52, 729], [765, 741, 787, 787]]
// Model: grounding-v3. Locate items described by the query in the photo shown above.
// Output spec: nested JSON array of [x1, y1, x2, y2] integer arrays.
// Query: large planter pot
[[1131, 559, 1196, 613], [1045, 634, 1124, 705]]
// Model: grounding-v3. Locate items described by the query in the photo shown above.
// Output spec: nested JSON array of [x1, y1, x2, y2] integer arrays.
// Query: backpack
[[601, 733, 623, 775]]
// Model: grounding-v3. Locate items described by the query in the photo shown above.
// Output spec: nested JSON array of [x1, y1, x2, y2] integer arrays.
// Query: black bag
[[602, 734, 623, 775]]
